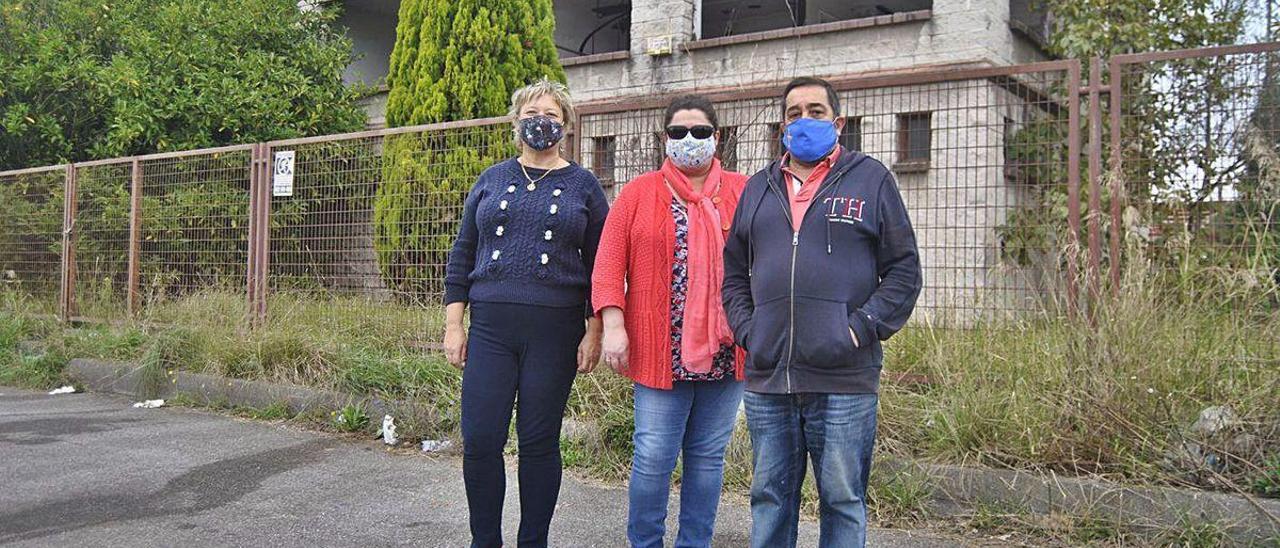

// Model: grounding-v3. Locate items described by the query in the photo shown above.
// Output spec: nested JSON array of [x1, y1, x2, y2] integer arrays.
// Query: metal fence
[[3, 43, 1277, 333], [1109, 44, 1280, 294], [577, 61, 1079, 324]]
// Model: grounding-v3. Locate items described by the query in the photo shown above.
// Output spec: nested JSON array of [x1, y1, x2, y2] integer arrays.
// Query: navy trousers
[[461, 301, 584, 548]]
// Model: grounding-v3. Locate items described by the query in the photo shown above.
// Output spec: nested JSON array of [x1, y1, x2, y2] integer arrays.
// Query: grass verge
[[1, 253, 1276, 537]]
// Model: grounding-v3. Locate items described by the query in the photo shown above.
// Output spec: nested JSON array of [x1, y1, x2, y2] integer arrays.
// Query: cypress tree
[[374, 0, 565, 300]]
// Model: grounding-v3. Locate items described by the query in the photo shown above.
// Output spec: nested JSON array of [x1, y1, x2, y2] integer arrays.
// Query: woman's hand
[[600, 307, 628, 375], [444, 324, 467, 369], [443, 302, 468, 369], [577, 316, 604, 373]]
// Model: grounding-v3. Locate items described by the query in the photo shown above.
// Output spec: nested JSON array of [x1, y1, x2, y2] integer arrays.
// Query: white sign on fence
[[273, 150, 296, 197]]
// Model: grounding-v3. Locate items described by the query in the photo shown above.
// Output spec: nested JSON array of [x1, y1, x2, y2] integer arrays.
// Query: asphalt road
[[0, 386, 966, 547]]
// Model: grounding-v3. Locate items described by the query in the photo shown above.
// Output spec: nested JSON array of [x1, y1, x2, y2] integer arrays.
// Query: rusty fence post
[[127, 159, 142, 316], [1086, 57, 1105, 310], [1107, 58, 1124, 296], [1066, 59, 1083, 319], [246, 144, 261, 327], [59, 163, 79, 322]]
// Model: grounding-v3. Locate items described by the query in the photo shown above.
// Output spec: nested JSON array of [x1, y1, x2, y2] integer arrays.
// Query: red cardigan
[[592, 167, 749, 389]]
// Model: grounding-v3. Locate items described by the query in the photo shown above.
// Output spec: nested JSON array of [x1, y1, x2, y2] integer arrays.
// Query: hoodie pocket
[[792, 297, 858, 369], [745, 297, 788, 372]]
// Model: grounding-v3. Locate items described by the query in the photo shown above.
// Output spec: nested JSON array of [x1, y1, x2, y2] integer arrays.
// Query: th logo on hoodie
[[823, 196, 865, 225]]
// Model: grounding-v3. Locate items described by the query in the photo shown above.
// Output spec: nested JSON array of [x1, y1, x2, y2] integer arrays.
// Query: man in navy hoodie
[[722, 77, 922, 548]]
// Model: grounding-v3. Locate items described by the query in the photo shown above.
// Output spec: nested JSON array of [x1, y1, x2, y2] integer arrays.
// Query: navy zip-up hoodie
[[722, 148, 922, 394]]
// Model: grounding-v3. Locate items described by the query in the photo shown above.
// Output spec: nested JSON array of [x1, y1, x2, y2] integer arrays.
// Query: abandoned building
[[330, 0, 1060, 321]]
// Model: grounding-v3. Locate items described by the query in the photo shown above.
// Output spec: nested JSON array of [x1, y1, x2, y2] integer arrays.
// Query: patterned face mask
[[519, 115, 564, 151], [665, 133, 718, 171]]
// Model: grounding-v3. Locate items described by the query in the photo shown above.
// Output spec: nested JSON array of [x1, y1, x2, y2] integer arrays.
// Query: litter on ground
[[48, 386, 77, 395], [132, 399, 165, 409], [380, 415, 398, 445], [421, 440, 452, 453]]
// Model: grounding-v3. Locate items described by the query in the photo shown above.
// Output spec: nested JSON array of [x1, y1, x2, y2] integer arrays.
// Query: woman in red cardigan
[[591, 95, 748, 548]]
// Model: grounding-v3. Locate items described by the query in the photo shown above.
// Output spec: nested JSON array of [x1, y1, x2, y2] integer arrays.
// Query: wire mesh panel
[[1115, 47, 1280, 282], [845, 74, 1073, 324], [580, 67, 1074, 326], [268, 136, 385, 296], [138, 150, 252, 308], [0, 167, 66, 313], [72, 162, 133, 320], [265, 121, 516, 345]]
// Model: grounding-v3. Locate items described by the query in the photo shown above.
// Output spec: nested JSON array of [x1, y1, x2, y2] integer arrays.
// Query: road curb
[[880, 459, 1280, 544], [65, 358, 429, 423], [65, 358, 1279, 543]]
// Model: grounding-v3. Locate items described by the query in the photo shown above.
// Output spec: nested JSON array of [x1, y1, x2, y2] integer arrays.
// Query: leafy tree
[[0, 0, 366, 170], [374, 0, 565, 300], [1047, 0, 1247, 59], [998, 0, 1248, 268], [0, 0, 369, 309]]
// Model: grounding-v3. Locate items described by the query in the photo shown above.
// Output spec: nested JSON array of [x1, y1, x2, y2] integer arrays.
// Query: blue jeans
[[628, 378, 746, 548], [743, 391, 879, 548]]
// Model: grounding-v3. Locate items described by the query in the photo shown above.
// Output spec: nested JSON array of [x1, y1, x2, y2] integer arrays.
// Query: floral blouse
[[670, 198, 736, 381]]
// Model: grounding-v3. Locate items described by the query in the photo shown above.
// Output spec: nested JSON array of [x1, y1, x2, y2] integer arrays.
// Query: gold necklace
[[520, 161, 555, 191]]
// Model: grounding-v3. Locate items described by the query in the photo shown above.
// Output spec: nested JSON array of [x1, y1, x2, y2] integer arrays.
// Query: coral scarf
[[661, 159, 735, 373]]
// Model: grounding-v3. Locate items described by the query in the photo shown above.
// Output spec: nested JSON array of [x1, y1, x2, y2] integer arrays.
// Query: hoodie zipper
[[764, 161, 858, 394], [764, 178, 798, 394]]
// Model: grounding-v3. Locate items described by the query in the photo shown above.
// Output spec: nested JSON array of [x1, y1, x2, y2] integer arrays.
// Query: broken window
[[334, 0, 401, 86], [717, 126, 739, 172], [555, 1, 632, 57], [698, 0, 931, 40], [1009, 0, 1051, 50], [592, 136, 618, 186], [840, 117, 863, 152]]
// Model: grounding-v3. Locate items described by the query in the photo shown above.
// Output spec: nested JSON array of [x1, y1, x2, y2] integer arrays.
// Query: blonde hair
[[508, 77, 576, 144]]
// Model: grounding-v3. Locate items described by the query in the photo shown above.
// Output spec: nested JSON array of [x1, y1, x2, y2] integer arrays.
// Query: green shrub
[[0, 0, 365, 170], [333, 404, 370, 433]]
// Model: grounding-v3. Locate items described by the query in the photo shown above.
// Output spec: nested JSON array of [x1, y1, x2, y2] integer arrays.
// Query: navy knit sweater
[[444, 158, 609, 312]]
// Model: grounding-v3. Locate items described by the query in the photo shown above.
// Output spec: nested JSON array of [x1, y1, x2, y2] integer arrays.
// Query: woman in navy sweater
[[442, 78, 608, 548]]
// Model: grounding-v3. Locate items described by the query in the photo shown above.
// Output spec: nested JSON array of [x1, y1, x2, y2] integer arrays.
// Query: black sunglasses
[[665, 125, 716, 140]]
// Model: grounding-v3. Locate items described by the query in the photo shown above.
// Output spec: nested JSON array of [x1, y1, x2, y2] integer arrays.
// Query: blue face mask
[[781, 117, 838, 163]]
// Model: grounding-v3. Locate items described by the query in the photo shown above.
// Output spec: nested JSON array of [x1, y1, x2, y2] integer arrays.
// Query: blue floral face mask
[[665, 133, 717, 171], [519, 115, 564, 151]]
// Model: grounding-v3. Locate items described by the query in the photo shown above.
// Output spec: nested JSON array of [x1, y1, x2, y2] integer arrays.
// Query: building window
[[717, 126, 738, 172], [653, 131, 666, 168], [896, 112, 931, 170], [592, 136, 617, 187], [555, 1, 631, 57], [840, 117, 863, 152], [768, 123, 783, 158], [699, 0, 933, 40]]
